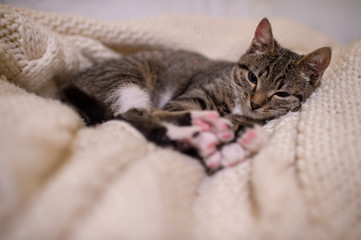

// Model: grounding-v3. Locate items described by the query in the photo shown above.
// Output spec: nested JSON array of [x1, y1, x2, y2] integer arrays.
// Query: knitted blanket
[[1, 5, 361, 240]]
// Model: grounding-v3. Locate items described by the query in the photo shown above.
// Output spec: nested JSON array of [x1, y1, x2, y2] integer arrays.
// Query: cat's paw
[[166, 124, 219, 157], [166, 113, 267, 172], [165, 111, 235, 165], [204, 143, 247, 169], [204, 125, 268, 170], [190, 111, 234, 143], [238, 125, 267, 153]]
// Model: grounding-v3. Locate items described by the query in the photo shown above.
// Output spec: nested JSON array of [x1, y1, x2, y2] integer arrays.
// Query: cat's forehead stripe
[[258, 66, 269, 78], [238, 64, 249, 70], [277, 80, 285, 90], [267, 55, 295, 80], [275, 75, 286, 89]]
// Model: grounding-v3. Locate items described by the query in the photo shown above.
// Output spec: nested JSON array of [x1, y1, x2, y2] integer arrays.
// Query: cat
[[60, 18, 331, 173]]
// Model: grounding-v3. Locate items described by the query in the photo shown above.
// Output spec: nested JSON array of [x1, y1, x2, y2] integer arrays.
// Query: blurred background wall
[[4, 0, 361, 45]]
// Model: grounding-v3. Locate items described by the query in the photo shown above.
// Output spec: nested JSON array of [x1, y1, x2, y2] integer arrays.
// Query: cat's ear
[[296, 47, 332, 86], [248, 18, 275, 54]]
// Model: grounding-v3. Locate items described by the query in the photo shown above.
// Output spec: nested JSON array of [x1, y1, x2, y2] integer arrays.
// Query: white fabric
[[1, 4, 360, 240]]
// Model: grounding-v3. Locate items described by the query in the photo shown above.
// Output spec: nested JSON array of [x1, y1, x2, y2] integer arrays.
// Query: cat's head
[[233, 18, 331, 120]]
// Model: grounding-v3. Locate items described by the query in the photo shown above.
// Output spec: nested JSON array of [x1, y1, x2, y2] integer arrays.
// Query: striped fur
[[60, 18, 331, 158]]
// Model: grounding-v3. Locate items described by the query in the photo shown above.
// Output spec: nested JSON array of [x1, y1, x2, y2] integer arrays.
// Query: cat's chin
[[243, 108, 275, 120], [243, 109, 262, 119]]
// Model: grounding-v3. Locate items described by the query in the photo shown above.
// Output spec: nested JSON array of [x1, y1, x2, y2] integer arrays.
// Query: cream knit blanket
[[1, 5, 361, 240]]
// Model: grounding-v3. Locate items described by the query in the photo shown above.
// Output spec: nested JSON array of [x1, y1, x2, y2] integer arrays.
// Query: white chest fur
[[112, 85, 152, 114], [232, 101, 244, 115]]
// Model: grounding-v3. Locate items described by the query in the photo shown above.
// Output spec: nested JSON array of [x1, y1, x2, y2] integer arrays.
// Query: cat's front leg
[[118, 109, 235, 158], [120, 109, 267, 172], [164, 111, 236, 163], [153, 110, 268, 171]]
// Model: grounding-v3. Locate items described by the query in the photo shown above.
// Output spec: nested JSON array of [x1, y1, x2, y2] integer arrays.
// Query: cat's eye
[[274, 92, 290, 98], [248, 71, 258, 85]]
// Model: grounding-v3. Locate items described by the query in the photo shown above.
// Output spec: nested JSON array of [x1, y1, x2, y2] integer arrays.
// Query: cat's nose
[[250, 101, 261, 110]]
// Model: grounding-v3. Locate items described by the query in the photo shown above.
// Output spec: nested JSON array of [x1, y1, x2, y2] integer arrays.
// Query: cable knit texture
[[0, 4, 360, 240]]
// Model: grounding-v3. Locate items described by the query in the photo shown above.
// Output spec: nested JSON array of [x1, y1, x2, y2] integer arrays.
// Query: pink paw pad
[[238, 126, 268, 153], [194, 119, 210, 131], [248, 130, 257, 138], [208, 161, 219, 170], [190, 132, 219, 157], [219, 122, 229, 130], [222, 132, 232, 139], [241, 130, 257, 145], [208, 112, 219, 119], [191, 111, 234, 143], [205, 151, 222, 170], [207, 142, 217, 150]]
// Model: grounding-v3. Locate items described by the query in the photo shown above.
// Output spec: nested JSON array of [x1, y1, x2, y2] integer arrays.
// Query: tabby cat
[[61, 18, 331, 172]]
